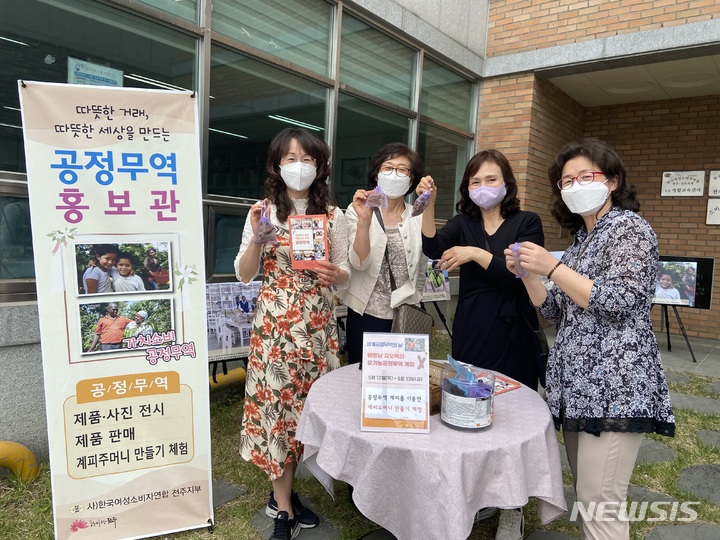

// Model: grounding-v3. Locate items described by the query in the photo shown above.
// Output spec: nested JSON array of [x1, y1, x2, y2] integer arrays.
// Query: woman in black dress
[[417, 149, 545, 540], [417, 149, 544, 387]]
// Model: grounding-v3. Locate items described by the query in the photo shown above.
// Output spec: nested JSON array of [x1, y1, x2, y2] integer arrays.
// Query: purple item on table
[[446, 354, 494, 398]]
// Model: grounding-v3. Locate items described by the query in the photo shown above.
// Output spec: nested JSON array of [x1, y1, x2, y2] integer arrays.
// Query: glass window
[[421, 58, 475, 132], [0, 0, 197, 174], [334, 94, 410, 209], [208, 45, 327, 199], [208, 206, 250, 276], [340, 14, 415, 110], [135, 0, 198, 23], [0, 195, 34, 279], [418, 123, 471, 221], [212, 0, 332, 76]]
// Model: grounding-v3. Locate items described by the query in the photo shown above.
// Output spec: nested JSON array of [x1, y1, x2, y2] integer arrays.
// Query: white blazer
[[339, 202, 427, 315]]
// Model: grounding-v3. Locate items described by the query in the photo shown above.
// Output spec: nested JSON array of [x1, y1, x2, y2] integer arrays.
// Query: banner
[[19, 81, 213, 540]]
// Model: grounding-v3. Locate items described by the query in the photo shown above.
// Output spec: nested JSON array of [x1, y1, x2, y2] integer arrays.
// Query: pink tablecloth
[[297, 364, 566, 540]]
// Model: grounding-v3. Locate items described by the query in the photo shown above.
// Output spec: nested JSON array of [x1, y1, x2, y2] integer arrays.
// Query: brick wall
[[527, 76, 585, 250], [585, 95, 720, 338], [477, 73, 535, 188], [487, 0, 720, 57], [478, 75, 719, 338], [478, 74, 583, 250]]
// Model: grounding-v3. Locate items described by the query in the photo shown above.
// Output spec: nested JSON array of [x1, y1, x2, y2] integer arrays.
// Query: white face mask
[[377, 170, 410, 199], [281, 162, 317, 192], [561, 180, 610, 216]]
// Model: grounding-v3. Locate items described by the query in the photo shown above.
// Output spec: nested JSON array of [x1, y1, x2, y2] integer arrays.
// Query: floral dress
[[235, 200, 349, 480]]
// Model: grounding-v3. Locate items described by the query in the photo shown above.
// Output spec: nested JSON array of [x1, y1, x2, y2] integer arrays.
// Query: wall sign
[[660, 171, 705, 196]]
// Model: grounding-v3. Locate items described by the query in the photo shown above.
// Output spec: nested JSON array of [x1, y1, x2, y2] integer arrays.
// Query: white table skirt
[[297, 364, 567, 540]]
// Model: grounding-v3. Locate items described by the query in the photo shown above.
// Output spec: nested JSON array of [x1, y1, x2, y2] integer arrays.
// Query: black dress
[[422, 210, 544, 389]]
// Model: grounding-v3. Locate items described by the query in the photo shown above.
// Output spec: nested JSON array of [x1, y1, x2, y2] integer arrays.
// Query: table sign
[[289, 214, 327, 269], [360, 332, 430, 433]]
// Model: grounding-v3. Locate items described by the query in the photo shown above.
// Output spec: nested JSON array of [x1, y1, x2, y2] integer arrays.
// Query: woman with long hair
[[234, 127, 350, 540]]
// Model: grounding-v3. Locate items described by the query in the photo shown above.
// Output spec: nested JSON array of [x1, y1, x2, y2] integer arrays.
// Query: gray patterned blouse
[[539, 207, 675, 436]]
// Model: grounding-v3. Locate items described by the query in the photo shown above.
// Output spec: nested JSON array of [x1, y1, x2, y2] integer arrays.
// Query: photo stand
[[654, 303, 697, 362], [428, 300, 452, 338]]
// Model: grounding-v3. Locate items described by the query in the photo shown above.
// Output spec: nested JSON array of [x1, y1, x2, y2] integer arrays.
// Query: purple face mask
[[468, 183, 507, 210]]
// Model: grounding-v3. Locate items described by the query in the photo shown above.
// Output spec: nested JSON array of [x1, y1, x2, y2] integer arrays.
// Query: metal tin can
[[440, 364, 495, 429]]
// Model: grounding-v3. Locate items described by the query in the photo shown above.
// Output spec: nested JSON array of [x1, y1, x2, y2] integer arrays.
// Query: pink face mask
[[468, 184, 507, 210]]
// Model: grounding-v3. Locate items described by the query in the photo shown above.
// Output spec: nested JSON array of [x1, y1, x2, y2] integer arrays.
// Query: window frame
[[0, 174, 35, 302], [0, 0, 479, 300]]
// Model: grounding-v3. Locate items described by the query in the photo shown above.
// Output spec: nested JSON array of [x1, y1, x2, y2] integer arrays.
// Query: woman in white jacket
[[339, 143, 427, 365]]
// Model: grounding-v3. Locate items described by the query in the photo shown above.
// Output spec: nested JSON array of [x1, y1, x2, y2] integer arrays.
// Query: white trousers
[[564, 430, 645, 540]]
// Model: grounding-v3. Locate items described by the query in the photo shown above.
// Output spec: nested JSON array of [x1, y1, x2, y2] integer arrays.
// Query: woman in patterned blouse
[[505, 138, 674, 540]]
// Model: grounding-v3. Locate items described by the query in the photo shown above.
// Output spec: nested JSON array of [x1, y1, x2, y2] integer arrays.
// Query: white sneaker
[[495, 508, 524, 540]]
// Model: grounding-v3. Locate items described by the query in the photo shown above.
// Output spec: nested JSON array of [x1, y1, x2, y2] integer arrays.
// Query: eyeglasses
[[380, 164, 411, 177], [557, 171, 606, 190], [282, 156, 317, 165]]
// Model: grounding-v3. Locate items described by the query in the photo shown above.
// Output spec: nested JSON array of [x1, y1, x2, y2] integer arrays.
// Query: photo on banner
[[75, 240, 172, 295], [79, 298, 174, 358], [19, 81, 212, 540]]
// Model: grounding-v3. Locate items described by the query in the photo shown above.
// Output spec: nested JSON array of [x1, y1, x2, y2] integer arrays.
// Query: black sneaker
[[265, 490, 320, 529], [270, 510, 299, 540]]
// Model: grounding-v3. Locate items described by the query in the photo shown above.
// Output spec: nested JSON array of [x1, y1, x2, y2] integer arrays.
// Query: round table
[[297, 364, 567, 540]]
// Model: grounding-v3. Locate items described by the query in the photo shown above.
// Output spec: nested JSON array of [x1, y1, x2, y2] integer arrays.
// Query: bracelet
[[547, 261, 563, 280]]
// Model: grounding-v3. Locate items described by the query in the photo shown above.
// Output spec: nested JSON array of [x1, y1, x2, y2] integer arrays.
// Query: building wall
[[480, 0, 720, 342], [526, 76, 586, 250], [0, 303, 47, 461], [478, 74, 720, 338], [477, 74, 532, 224], [477, 73, 583, 251], [486, 0, 720, 57], [585, 95, 720, 338], [348, 0, 489, 68]]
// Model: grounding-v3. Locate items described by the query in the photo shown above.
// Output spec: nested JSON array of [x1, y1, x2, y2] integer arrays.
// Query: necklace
[[571, 227, 598, 271]]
